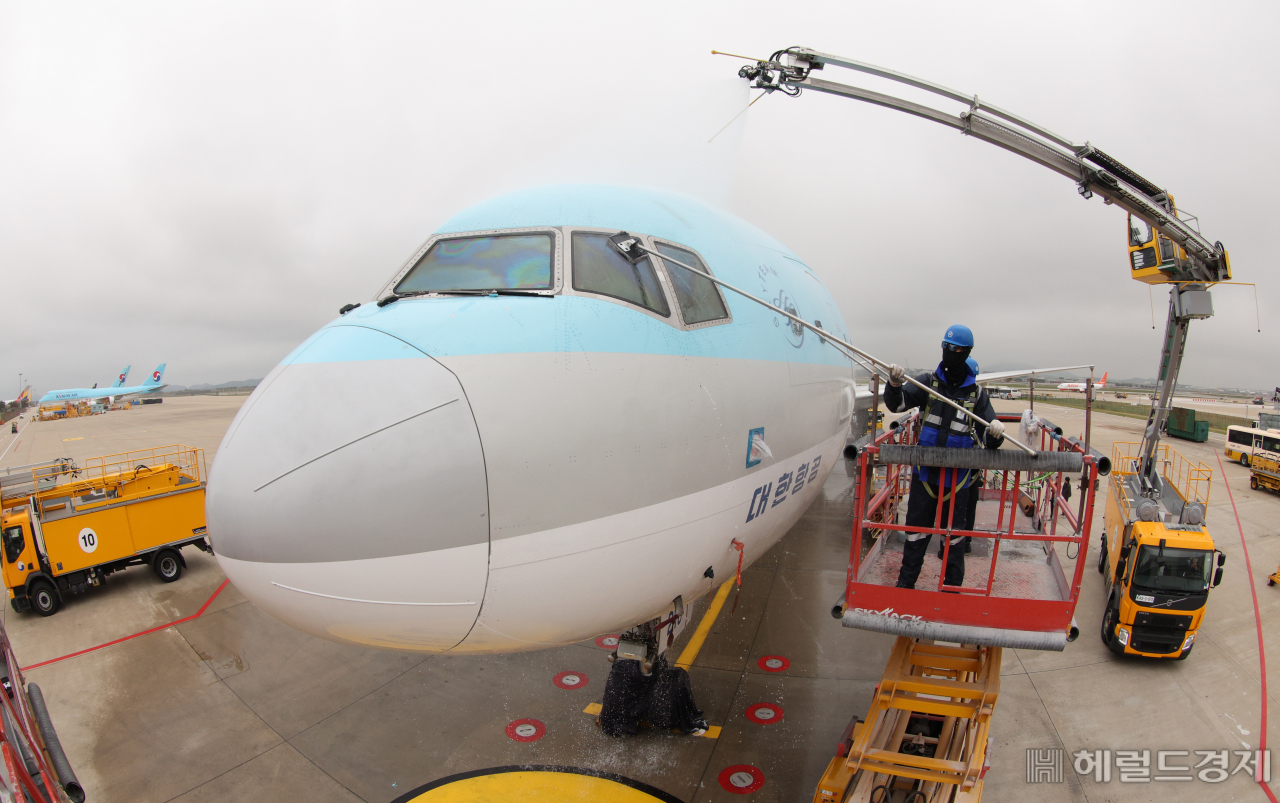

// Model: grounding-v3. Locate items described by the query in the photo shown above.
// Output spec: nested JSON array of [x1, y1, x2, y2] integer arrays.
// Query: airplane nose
[[206, 325, 490, 651]]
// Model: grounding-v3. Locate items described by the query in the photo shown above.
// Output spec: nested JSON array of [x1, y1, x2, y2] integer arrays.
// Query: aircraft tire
[[30, 580, 58, 617], [153, 549, 182, 583]]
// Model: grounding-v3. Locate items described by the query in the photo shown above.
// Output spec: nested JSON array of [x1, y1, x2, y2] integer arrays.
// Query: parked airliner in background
[[2, 387, 31, 407], [38, 364, 166, 404], [207, 184, 868, 655], [1058, 371, 1106, 392]]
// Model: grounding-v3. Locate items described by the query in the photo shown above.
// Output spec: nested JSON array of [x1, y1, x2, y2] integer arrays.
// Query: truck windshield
[[394, 234, 553, 294], [1132, 545, 1212, 593]]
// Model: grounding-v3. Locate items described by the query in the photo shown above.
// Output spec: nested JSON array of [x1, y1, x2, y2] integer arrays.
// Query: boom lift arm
[[732, 47, 1232, 488]]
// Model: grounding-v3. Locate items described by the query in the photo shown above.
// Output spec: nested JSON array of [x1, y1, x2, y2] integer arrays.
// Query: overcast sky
[[1, 1, 1276, 396]]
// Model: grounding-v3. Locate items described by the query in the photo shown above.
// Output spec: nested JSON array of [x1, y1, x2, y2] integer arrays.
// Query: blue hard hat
[[942, 325, 974, 348], [966, 357, 979, 374]]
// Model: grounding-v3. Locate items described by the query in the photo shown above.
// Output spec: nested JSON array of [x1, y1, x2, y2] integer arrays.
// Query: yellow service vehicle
[[1098, 442, 1225, 659], [1250, 453, 1280, 494], [0, 446, 209, 617]]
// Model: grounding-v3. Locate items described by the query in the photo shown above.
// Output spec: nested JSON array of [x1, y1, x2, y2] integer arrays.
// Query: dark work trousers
[[940, 474, 983, 557], [899, 474, 969, 589]]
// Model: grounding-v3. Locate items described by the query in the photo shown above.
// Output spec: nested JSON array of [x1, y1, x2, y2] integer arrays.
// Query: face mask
[[941, 348, 970, 383]]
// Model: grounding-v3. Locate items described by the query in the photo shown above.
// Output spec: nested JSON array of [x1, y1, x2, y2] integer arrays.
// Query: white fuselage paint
[[207, 185, 860, 654]]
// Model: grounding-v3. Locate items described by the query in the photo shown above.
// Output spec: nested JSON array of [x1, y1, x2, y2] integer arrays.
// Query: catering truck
[[0, 446, 209, 616]]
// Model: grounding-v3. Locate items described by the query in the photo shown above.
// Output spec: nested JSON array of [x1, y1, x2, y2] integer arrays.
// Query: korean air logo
[[946, 328, 955, 339], [152, 371, 161, 381], [118, 374, 126, 382]]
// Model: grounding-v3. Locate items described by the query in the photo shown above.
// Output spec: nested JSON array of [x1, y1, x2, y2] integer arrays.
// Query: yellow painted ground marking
[[401, 769, 674, 801], [585, 702, 602, 715], [675, 579, 734, 669], [61, 437, 83, 442]]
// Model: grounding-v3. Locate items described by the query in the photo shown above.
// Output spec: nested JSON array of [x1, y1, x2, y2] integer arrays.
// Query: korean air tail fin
[[112, 366, 131, 388], [144, 364, 166, 387]]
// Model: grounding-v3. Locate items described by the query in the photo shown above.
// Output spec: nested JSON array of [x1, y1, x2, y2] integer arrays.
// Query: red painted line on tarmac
[[21, 579, 230, 672], [1214, 452, 1278, 803]]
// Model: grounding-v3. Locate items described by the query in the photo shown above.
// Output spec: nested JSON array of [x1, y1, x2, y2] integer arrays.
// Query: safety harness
[[916, 372, 986, 489]]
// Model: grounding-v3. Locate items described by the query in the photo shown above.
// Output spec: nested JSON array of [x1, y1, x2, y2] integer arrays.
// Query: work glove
[[986, 418, 1006, 441], [887, 364, 906, 387]]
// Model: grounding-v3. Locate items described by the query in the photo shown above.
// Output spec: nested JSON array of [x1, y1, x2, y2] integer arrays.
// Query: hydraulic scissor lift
[[813, 404, 1104, 802]]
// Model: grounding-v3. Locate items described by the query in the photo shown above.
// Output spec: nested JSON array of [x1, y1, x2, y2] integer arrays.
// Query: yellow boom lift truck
[[0, 446, 210, 617], [728, 46, 1236, 800]]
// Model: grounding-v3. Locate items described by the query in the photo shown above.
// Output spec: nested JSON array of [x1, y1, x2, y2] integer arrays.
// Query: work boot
[[895, 580, 914, 589]]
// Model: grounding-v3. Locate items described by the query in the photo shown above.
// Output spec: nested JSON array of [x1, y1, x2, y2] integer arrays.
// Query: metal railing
[[1110, 441, 1211, 508], [27, 446, 204, 505], [0, 619, 82, 802], [843, 412, 1100, 650]]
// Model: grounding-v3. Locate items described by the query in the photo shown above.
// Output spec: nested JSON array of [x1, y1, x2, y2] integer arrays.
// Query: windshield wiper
[[378, 289, 549, 306], [437, 289, 549, 297]]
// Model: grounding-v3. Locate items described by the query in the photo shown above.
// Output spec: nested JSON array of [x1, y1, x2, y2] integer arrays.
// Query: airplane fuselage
[[206, 185, 858, 654]]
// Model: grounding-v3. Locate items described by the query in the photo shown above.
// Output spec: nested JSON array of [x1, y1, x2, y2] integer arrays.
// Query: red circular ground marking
[[553, 670, 589, 690], [718, 764, 765, 794], [505, 718, 546, 742], [594, 634, 620, 650], [745, 702, 784, 724], [757, 655, 790, 672]]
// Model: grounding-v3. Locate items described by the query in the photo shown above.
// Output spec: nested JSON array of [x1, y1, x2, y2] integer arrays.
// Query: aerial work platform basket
[[840, 410, 1105, 652]]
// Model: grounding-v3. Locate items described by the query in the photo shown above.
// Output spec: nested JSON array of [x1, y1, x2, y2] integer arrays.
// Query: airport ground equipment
[[730, 46, 1230, 484], [0, 614, 82, 801], [1165, 407, 1209, 443], [814, 409, 1100, 802], [1099, 441, 1222, 658], [1249, 452, 1280, 495], [1269, 563, 1280, 587], [729, 47, 1235, 797], [0, 445, 209, 616]]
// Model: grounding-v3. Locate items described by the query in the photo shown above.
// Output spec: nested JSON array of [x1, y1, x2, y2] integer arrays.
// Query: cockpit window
[[654, 243, 729, 325], [572, 233, 670, 317], [394, 234, 553, 294]]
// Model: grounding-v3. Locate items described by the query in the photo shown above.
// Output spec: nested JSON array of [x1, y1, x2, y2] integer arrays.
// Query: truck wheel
[[29, 580, 58, 617], [1240, 454, 1250, 467], [1097, 540, 1108, 575], [1101, 599, 1124, 655], [153, 549, 182, 583], [1250, 477, 1259, 491]]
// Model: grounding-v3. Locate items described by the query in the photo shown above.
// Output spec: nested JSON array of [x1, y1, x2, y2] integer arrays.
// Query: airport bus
[[1225, 425, 1280, 467]]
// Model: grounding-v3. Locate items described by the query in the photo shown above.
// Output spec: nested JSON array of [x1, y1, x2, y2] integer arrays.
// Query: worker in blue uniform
[[885, 326, 1005, 590], [940, 357, 982, 559]]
